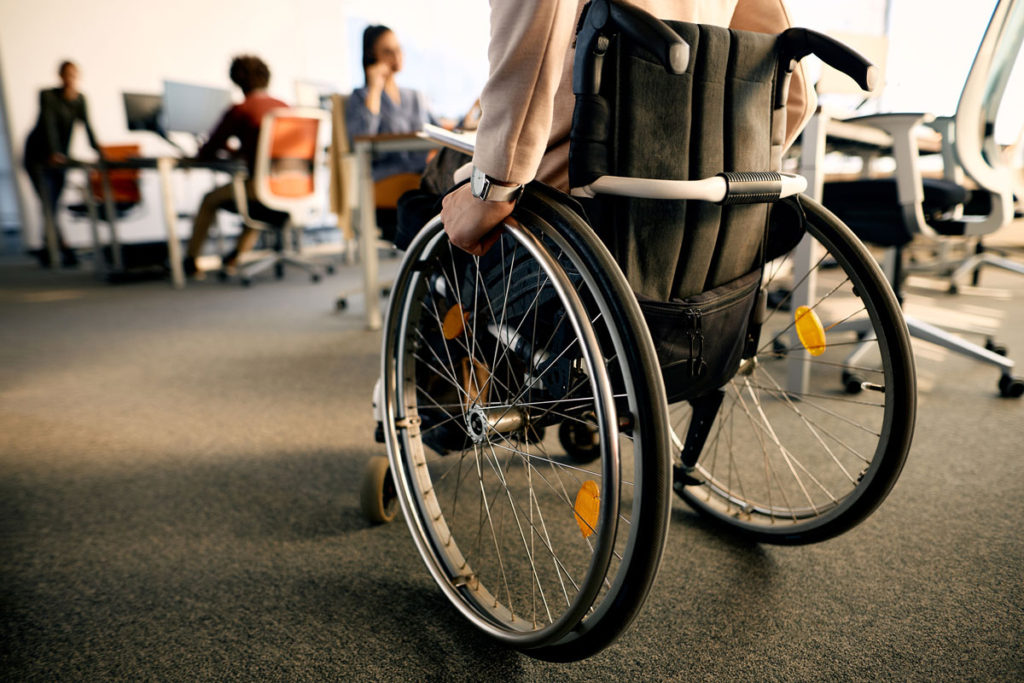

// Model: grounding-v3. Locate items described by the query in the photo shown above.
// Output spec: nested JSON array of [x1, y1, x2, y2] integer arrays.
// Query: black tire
[[675, 196, 916, 544], [380, 186, 670, 661], [360, 455, 398, 524]]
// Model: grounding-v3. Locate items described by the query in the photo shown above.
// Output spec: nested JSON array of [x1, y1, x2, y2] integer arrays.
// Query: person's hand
[[365, 62, 392, 95], [441, 183, 514, 256]]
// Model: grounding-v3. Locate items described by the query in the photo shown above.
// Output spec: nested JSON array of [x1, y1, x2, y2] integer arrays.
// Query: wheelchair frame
[[361, 0, 917, 662]]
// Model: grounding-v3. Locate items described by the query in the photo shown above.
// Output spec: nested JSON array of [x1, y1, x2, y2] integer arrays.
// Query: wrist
[[470, 166, 524, 202]]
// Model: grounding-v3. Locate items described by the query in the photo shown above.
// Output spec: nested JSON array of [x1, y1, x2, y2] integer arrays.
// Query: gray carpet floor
[[1, 238, 1023, 681]]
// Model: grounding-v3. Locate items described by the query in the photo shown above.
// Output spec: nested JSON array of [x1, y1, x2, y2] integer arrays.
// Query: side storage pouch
[[638, 267, 762, 403]]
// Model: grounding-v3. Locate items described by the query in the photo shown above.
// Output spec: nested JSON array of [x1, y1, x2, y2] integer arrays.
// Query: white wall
[[0, 0, 488, 248]]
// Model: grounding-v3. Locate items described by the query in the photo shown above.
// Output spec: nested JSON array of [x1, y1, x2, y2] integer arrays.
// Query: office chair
[[820, 0, 1024, 397], [231, 107, 334, 286], [65, 143, 149, 273]]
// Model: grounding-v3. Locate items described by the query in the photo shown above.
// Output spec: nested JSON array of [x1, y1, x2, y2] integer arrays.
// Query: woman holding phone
[[345, 25, 442, 182]]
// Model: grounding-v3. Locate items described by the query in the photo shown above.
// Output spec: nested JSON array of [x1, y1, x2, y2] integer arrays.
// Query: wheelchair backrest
[[570, 21, 788, 301]]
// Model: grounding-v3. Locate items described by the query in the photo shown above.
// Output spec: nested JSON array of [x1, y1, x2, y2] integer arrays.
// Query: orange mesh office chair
[[233, 107, 333, 285]]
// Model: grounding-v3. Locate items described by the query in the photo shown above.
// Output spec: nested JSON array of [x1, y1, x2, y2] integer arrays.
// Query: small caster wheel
[[380, 287, 391, 298], [336, 298, 348, 311], [241, 278, 251, 287], [558, 420, 599, 463], [311, 273, 321, 283], [325, 264, 336, 275], [842, 371, 864, 394], [361, 455, 398, 524], [217, 270, 228, 282], [998, 374, 1024, 398], [274, 263, 285, 279], [949, 283, 959, 295], [985, 338, 1008, 356]]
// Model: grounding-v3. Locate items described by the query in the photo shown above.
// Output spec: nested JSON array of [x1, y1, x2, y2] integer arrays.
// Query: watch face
[[471, 167, 486, 198]]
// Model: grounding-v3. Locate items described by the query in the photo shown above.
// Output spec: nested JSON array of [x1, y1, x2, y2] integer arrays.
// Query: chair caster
[[325, 264, 336, 275], [241, 277, 251, 287], [559, 420, 600, 463], [335, 297, 348, 311], [360, 455, 398, 524], [216, 270, 229, 283], [772, 338, 788, 358], [311, 273, 321, 283], [274, 262, 285, 279], [842, 371, 864, 394], [998, 374, 1024, 398], [985, 337, 1008, 356], [381, 286, 391, 298]]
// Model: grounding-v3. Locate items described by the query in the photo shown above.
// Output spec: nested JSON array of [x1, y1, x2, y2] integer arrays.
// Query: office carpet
[[1, 241, 1022, 681]]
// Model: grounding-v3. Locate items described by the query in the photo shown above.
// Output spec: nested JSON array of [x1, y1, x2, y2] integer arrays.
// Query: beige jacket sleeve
[[473, 0, 816, 188], [472, 0, 579, 185]]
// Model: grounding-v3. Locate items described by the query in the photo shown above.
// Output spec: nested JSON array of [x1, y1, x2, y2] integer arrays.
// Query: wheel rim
[[382, 217, 629, 646], [676, 203, 914, 538]]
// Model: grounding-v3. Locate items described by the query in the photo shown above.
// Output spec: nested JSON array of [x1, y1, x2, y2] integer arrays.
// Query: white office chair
[[818, 0, 1024, 397]]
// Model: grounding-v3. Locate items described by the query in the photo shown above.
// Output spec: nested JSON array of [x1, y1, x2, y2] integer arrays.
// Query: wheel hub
[[465, 406, 525, 443]]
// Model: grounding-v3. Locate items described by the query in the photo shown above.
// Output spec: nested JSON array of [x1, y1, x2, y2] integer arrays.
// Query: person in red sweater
[[184, 55, 287, 278]]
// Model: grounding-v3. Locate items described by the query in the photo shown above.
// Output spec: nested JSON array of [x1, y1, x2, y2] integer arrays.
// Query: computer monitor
[[161, 80, 233, 137], [123, 92, 164, 133]]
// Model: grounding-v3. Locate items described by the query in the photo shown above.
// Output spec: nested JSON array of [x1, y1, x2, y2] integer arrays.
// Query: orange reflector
[[574, 480, 601, 539], [443, 305, 469, 340], [794, 305, 826, 356]]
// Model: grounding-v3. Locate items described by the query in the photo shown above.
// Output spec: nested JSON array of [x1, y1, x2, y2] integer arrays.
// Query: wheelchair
[[360, 0, 917, 662]]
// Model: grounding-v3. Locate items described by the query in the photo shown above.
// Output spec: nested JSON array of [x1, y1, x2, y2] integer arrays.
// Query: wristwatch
[[470, 166, 524, 202]]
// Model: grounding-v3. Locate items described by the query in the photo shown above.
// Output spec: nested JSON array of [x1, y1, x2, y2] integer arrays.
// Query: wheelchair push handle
[[574, 0, 689, 95], [780, 28, 880, 93]]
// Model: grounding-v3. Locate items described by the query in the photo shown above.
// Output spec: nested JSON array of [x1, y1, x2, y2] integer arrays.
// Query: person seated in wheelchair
[[439, 0, 814, 254], [393, 0, 816, 457]]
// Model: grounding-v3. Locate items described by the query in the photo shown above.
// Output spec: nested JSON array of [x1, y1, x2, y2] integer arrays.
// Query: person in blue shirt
[[345, 25, 440, 181]]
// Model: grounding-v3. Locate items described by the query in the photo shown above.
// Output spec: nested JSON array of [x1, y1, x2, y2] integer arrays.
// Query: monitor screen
[[123, 92, 164, 133], [162, 80, 233, 136]]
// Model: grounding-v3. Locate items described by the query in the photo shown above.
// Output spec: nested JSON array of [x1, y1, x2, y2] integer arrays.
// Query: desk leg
[[356, 143, 382, 330], [784, 112, 829, 395], [81, 171, 106, 280], [158, 158, 185, 289], [99, 168, 123, 270]]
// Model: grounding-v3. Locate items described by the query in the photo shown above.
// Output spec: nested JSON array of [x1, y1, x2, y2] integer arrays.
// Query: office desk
[[63, 157, 246, 289], [351, 133, 439, 330]]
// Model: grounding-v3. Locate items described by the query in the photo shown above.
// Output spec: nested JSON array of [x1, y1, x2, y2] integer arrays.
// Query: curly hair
[[229, 55, 271, 94]]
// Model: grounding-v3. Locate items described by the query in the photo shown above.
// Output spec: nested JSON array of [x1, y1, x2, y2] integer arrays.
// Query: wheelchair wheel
[[674, 196, 916, 544], [380, 188, 670, 661]]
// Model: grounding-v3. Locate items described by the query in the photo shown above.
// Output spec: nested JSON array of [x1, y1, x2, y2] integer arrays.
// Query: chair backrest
[[953, 0, 1024, 199], [570, 21, 787, 300], [91, 144, 142, 205], [252, 107, 331, 222]]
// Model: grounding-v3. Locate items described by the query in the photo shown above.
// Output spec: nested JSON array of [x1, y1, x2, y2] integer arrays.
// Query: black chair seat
[[823, 178, 970, 246]]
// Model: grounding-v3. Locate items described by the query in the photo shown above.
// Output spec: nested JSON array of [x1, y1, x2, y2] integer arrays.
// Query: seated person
[[345, 24, 442, 182], [184, 55, 287, 278]]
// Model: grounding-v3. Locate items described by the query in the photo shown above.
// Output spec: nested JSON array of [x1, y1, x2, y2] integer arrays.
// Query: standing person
[[345, 25, 442, 181], [184, 55, 287, 278], [441, 0, 816, 255], [23, 60, 103, 267]]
